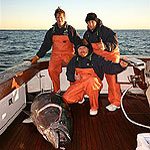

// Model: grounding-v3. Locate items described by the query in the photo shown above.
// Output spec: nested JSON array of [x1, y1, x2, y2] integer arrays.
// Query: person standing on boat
[[83, 12, 121, 111], [63, 39, 128, 116], [31, 7, 80, 94]]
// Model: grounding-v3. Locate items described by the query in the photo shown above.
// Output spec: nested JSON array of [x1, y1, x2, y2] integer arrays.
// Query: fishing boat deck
[[0, 93, 150, 150]]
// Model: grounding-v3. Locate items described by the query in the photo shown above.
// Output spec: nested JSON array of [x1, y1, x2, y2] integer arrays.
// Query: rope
[[121, 84, 150, 130]]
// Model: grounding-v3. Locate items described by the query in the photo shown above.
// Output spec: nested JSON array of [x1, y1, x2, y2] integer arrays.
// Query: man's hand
[[31, 55, 40, 64], [75, 71, 81, 81], [98, 39, 105, 50], [120, 57, 129, 68]]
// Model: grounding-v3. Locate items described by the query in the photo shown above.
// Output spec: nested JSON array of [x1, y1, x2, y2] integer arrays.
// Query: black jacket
[[36, 22, 80, 58], [83, 19, 119, 52], [66, 53, 125, 82]]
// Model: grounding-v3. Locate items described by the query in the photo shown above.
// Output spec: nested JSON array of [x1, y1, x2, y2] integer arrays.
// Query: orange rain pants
[[63, 68, 103, 111], [92, 42, 121, 106], [48, 35, 74, 93]]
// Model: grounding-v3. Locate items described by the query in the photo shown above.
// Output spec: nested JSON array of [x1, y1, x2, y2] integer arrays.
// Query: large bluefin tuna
[[30, 92, 73, 149]]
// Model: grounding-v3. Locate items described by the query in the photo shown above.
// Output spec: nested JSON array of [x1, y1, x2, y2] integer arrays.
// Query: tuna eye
[[59, 120, 64, 124]]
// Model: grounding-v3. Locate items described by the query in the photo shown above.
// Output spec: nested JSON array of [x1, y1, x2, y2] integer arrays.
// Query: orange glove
[[31, 55, 40, 64]]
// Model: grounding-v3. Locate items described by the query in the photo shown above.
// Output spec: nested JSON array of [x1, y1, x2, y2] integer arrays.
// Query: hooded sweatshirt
[[66, 44, 125, 82], [83, 19, 119, 52], [36, 22, 80, 58]]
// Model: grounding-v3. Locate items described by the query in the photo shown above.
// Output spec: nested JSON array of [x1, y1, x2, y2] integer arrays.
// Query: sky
[[0, 0, 150, 30]]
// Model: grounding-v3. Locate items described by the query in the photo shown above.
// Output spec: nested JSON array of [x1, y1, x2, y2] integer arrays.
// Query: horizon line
[[1, 28, 150, 31]]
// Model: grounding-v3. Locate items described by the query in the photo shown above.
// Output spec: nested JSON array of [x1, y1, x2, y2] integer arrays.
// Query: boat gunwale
[[0, 57, 150, 101]]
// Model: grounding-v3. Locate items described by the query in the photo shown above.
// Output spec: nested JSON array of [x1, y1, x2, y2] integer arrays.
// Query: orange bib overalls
[[92, 42, 121, 106], [63, 68, 103, 111], [48, 35, 74, 93]]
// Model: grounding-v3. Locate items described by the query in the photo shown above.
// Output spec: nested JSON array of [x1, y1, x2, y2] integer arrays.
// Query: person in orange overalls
[[31, 7, 80, 93], [83, 13, 121, 111], [63, 39, 128, 116]]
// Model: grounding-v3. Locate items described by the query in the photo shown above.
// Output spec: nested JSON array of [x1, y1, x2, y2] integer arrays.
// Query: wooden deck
[[0, 93, 150, 150]]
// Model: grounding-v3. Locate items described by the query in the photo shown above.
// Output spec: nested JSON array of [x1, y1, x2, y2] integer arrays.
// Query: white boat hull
[[0, 84, 26, 135]]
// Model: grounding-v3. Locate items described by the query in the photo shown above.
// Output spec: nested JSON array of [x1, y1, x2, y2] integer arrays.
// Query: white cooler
[[136, 133, 150, 150]]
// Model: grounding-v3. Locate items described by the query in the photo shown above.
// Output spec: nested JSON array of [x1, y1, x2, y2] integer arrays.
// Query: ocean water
[[0, 30, 150, 72]]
